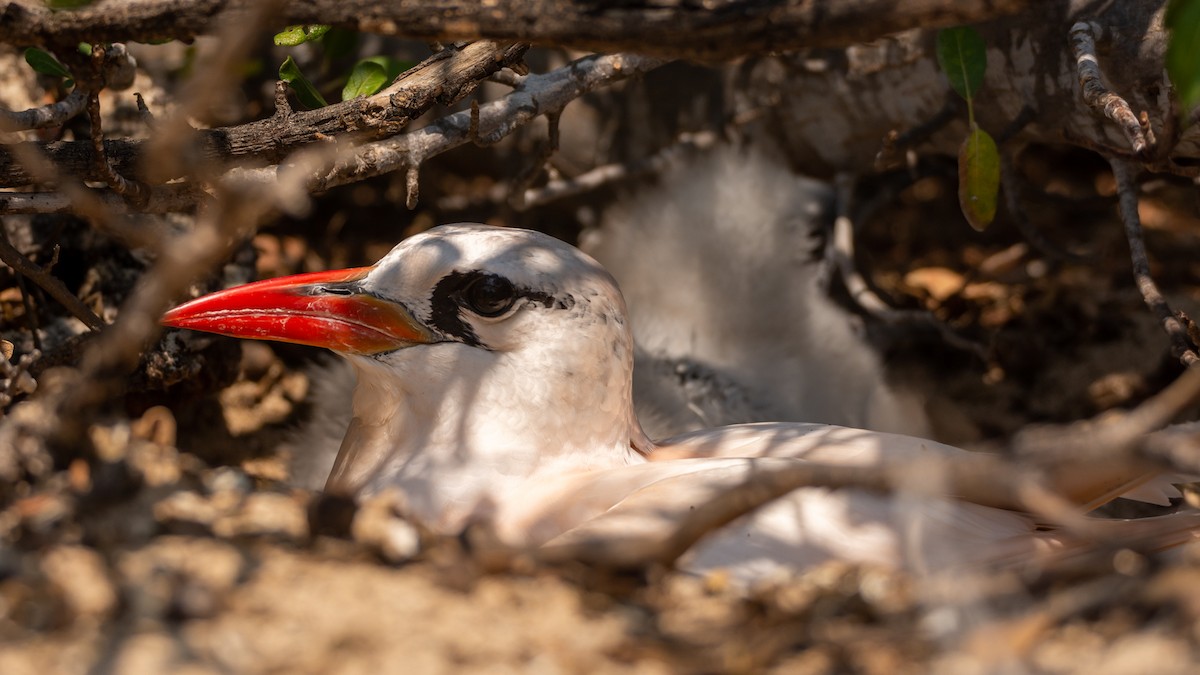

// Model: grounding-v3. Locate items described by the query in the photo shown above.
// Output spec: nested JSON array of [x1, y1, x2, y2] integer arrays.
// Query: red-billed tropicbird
[[163, 223, 1198, 583]]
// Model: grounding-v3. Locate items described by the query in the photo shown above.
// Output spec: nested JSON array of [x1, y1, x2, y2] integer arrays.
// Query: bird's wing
[[654, 422, 1173, 510], [536, 457, 1045, 582], [535, 455, 1200, 585]]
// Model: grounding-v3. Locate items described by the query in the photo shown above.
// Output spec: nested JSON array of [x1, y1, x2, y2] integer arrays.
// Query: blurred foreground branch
[[0, 41, 529, 189], [0, 0, 1031, 60]]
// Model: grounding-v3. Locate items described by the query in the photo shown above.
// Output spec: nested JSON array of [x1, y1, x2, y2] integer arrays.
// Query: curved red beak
[[162, 267, 433, 355]]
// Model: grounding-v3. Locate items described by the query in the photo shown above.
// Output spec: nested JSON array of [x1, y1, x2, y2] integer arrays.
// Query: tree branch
[[232, 52, 667, 201], [1110, 158, 1200, 366], [0, 0, 1031, 60], [0, 89, 88, 134], [1070, 21, 1153, 159], [0, 219, 105, 331], [0, 41, 529, 188], [0, 50, 655, 218]]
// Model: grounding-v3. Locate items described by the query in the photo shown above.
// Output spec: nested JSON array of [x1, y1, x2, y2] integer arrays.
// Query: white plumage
[[165, 223, 1197, 586]]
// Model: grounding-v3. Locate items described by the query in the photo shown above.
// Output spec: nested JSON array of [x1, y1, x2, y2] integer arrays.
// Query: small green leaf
[[1167, 0, 1200, 110], [342, 61, 388, 100], [340, 57, 413, 100], [76, 42, 92, 55], [274, 24, 332, 47], [936, 26, 987, 100], [957, 125, 1000, 231], [24, 47, 74, 87], [279, 56, 328, 109], [369, 56, 414, 81]]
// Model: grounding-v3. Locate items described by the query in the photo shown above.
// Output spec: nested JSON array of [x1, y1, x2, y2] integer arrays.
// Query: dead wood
[[0, 0, 1031, 60], [0, 41, 529, 187]]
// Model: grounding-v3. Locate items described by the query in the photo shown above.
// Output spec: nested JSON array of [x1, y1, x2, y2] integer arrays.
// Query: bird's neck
[[326, 344, 650, 532]]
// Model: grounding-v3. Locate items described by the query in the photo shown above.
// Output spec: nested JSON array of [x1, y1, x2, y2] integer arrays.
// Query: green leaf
[[1167, 0, 1200, 110], [24, 47, 74, 87], [936, 26, 987, 101], [957, 125, 1000, 231], [76, 42, 92, 55], [274, 24, 332, 47], [340, 57, 413, 100], [278, 56, 328, 109], [342, 60, 388, 100], [369, 56, 414, 82]]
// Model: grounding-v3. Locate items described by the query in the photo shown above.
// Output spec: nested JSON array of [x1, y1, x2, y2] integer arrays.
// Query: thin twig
[[0, 184, 206, 215], [516, 130, 718, 210], [0, 41, 531, 188], [1109, 158, 1199, 366], [0, 218, 104, 331], [488, 70, 526, 88], [876, 94, 960, 170], [233, 53, 668, 200], [0, 222, 41, 350], [827, 172, 987, 359], [1069, 21, 1153, 158], [0, 89, 88, 134], [134, 92, 155, 127], [507, 111, 560, 209], [87, 45, 150, 206]]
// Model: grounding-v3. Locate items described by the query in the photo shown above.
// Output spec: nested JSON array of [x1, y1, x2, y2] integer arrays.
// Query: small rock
[[203, 466, 252, 496], [904, 267, 964, 302], [214, 492, 308, 542], [40, 545, 117, 620], [154, 490, 218, 534], [353, 492, 421, 564]]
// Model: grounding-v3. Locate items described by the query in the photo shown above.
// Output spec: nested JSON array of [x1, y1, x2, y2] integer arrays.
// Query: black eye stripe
[[428, 271, 484, 346], [427, 270, 574, 348]]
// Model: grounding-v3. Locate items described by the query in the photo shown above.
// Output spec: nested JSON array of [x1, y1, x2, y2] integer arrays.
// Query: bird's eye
[[462, 274, 517, 317]]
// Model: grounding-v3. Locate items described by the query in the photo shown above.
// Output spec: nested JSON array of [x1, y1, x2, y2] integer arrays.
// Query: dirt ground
[[5, 45, 1200, 673]]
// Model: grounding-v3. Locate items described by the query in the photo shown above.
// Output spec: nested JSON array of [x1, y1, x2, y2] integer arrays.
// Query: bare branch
[[1110, 158, 1200, 366], [1070, 21, 1152, 159], [875, 94, 959, 170], [4, 139, 166, 249], [0, 41, 530, 188], [0, 0, 1032, 60], [0, 219, 105, 331], [827, 172, 986, 359], [506, 111, 560, 209], [233, 53, 667, 203], [515, 130, 718, 210], [0, 184, 205, 215], [87, 46, 150, 206], [0, 89, 87, 134]]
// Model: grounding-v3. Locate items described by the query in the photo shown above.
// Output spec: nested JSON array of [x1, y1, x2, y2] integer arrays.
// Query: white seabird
[[163, 224, 1197, 584]]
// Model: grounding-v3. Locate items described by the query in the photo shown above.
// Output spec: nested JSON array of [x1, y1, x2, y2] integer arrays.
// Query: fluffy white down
[[582, 144, 930, 438]]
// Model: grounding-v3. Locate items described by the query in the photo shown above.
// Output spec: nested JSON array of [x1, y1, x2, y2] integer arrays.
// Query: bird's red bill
[[162, 267, 433, 355]]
